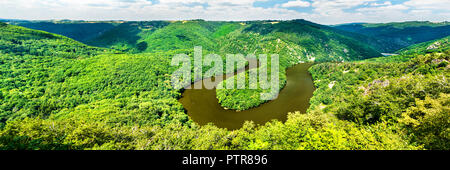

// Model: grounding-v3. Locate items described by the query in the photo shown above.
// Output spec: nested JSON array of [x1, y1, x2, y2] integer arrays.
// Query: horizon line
[[1, 18, 449, 26]]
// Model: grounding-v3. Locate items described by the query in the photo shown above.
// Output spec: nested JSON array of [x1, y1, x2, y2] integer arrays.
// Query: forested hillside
[[0, 23, 117, 126], [0, 21, 448, 150], [214, 20, 380, 110], [11, 19, 380, 61], [398, 36, 450, 55], [87, 21, 170, 53], [12, 20, 450, 54], [14, 21, 118, 42], [334, 21, 450, 52], [308, 41, 449, 149]]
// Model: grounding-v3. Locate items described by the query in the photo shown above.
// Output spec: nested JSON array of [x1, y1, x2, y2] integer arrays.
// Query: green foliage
[[241, 112, 416, 150], [397, 36, 450, 55], [141, 21, 219, 52], [216, 56, 287, 111], [212, 23, 241, 38], [308, 41, 450, 149], [16, 20, 380, 59], [0, 25, 116, 126], [399, 94, 449, 150], [0, 25, 187, 128], [215, 20, 380, 110], [334, 21, 450, 52], [87, 21, 170, 53], [15, 21, 117, 42], [1, 21, 448, 150], [0, 118, 133, 150], [0, 113, 417, 150], [0, 24, 112, 58]]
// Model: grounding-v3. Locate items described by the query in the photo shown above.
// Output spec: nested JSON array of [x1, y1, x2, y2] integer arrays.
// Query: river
[[179, 63, 315, 130]]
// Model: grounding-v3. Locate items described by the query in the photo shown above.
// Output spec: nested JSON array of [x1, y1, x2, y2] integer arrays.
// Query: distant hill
[[10, 19, 381, 62], [217, 19, 380, 62], [333, 21, 450, 52], [0, 22, 111, 58], [397, 36, 450, 55], [0, 23, 116, 124], [364, 36, 450, 63], [11, 21, 118, 42], [86, 21, 170, 53]]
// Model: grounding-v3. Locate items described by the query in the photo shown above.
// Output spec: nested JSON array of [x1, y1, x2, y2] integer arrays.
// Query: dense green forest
[[26, 19, 382, 112], [12, 20, 450, 54], [333, 21, 450, 52], [214, 20, 380, 110], [10, 20, 380, 57], [0, 20, 448, 150], [14, 21, 118, 42]]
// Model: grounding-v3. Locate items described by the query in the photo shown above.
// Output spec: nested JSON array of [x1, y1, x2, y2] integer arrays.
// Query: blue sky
[[0, 0, 448, 24]]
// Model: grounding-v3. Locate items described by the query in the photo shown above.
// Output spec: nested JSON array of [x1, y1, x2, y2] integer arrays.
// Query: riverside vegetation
[[0, 20, 448, 150]]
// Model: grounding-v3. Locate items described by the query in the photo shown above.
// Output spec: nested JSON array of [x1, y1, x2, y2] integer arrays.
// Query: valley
[[180, 63, 314, 130], [0, 19, 448, 150]]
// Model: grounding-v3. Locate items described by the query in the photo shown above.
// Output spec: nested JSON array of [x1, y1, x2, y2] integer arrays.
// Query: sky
[[0, 0, 449, 25]]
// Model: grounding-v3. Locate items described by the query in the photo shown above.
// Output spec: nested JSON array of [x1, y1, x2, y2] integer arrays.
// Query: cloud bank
[[0, 0, 448, 24]]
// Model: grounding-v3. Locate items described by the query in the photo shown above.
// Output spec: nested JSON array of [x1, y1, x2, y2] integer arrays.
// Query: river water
[[179, 63, 315, 130]]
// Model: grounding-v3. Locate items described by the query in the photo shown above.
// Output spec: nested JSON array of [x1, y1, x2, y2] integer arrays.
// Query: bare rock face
[[432, 59, 448, 64], [427, 42, 442, 50], [363, 79, 390, 96], [328, 81, 336, 89], [369, 79, 390, 88]]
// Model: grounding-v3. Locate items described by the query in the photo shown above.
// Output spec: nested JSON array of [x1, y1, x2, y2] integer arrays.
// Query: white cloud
[[404, 0, 450, 10], [281, 1, 311, 8], [310, 0, 377, 17], [357, 4, 409, 12], [370, 1, 391, 6], [312, 0, 376, 11]]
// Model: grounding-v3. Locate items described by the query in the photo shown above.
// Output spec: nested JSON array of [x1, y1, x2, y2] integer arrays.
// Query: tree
[[400, 94, 450, 150], [136, 41, 147, 51]]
